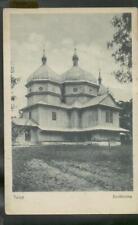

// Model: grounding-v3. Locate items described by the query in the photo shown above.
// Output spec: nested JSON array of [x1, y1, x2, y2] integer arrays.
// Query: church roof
[[12, 117, 128, 133], [27, 64, 60, 84], [98, 84, 109, 95], [61, 65, 98, 84], [26, 49, 98, 85], [61, 48, 98, 84], [27, 50, 61, 84], [21, 93, 121, 111], [39, 125, 128, 133], [12, 118, 38, 127], [67, 93, 120, 109]]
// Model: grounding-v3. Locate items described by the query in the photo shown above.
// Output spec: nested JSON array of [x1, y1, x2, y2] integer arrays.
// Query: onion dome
[[27, 50, 61, 84], [61, 48, 98, 85]]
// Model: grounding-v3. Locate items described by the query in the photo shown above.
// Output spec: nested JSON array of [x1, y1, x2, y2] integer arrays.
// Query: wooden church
[[12, 49, 128, 145]]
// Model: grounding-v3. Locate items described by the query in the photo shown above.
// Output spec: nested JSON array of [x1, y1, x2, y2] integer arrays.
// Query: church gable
[[99, 94, 120, 109]]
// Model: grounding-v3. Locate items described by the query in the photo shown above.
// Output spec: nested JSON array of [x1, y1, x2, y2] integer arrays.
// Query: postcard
[[4, 7, 138, 214]]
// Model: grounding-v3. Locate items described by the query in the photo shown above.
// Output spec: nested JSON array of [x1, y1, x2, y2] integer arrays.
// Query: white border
[[4, 7, 138, 214]]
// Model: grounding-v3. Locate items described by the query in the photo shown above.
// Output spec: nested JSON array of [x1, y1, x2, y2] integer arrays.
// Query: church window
[[52, 112, 56, 120], [95, 110, 98, 121], [106, 110, 113, 123], [93, 109, 98, 121], [29, 111, 32, 119], [73, 87, 78, 92], [39, 86, 43, 91], [89, 110, 98, 122], [29, 87, 31, 92], [19, 110, 23, 118], [25, 129, 31, 141]]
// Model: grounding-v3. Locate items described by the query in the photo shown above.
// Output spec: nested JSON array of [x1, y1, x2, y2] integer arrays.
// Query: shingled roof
[[21, 93, 121, 111]]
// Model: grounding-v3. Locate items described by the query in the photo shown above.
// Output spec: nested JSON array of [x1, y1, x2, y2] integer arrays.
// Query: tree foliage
[[118, 99, 132, 132], [11, 66, 20, 113], [11, 74, 19, 89], [107, 13, 132, 83], [117, 99, 132, 144]]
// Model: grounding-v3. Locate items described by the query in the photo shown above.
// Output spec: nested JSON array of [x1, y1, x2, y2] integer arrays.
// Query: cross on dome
[[72, 48, 79, 66], [42, 49, 47, 65], [98, 69, 102, 85]]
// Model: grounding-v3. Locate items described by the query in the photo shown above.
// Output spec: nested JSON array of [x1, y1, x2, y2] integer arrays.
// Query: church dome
[[27, 50, 61, 84], [62, 66, 97, 84], [61, 48, 98, 85]]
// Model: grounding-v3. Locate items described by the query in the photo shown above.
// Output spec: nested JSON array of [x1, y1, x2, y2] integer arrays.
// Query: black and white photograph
[[4, 8, 138, 214]]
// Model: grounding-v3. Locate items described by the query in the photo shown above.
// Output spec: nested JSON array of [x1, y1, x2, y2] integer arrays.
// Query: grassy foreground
[[12, 144, 133, 191]]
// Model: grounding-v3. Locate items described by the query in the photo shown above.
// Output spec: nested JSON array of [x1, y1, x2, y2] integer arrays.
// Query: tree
[[117, 99, 132, 143], [11, 65, 20, 114], [107, 13, 132, 83], [11, 65, 20, 142]]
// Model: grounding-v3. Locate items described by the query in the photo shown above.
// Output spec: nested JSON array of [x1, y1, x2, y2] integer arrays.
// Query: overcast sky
[[10, 12, 132, 112]]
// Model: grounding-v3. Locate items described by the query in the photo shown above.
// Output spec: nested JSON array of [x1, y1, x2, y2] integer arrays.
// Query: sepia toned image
[[4, 8, 138, 214]]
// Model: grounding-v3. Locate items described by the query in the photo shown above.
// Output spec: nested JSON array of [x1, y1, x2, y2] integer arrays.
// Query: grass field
[[12, 144, 133, 191]]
